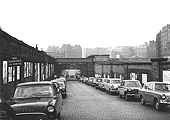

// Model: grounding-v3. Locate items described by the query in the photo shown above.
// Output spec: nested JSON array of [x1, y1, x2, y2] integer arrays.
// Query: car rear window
[[126, 81, 141, 87], [110, 80, 121, 84]]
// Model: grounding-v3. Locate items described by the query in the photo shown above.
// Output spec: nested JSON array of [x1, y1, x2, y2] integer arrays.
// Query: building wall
[[84, 47, 111, 58], [161, 24, 170, 57]]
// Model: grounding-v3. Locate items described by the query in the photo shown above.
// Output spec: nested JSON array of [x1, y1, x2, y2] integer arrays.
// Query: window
[[8, 67, 12, 82], [120, 81, 125, 86], [3, 61, 7, 84], [17, 66, 20, 80], [13, 66, 15, 81], [148, 83, 153, 91]]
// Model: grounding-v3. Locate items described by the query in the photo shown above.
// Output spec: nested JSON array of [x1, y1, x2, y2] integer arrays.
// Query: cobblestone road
[[60, 81, 170, 120]]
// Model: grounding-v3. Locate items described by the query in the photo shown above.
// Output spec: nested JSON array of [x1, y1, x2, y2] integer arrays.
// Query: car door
[[52, 84, 62, 113], [118, 81, 125, 95], [103, 79, 107, 90], [106, 79, 110, 91], [144, 83, 154, 103]]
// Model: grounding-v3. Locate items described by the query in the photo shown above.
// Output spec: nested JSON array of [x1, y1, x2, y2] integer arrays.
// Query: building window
[[8, 67, 12, 82], [13, 66, 15, 81], [3, 61, 7, 84], [17, 66, 20, 80]]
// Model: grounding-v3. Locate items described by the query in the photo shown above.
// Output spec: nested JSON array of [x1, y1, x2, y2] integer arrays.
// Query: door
[[118, 81, 125, 95], [52, 84, 62, 113], [144, 83, 154, 103]]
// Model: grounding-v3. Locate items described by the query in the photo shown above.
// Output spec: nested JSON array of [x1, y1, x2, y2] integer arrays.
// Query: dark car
[[8, 81, 62, 120], [140, 82, 170, 111], [118, 80, 142, 100], [51, 79, 66, 98], [0, 97, 17, 120]]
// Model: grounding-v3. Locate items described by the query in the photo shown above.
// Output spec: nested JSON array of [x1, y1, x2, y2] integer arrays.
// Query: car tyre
[[141, 96, 146, 105], [125, 93, 130, 101], [119, 92, 122, 98], [57, 112, 61, 120], [109, 89, 112, 95], [155, 99, 161, 110]]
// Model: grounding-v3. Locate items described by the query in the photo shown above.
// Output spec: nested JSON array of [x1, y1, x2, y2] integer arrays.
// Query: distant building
[[60, 44, 82, 58], [46, 44, 82, 58], [160, 24, 170, 58], [111, 46, 133, 58], [46, 45, 60, 58], [133, 43, 147, 58], [84, 47, 111, 58], [146, 40, 156, 58], [156, 31, 162, 58]]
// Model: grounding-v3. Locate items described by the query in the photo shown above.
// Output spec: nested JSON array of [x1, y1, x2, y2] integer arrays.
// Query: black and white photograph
[[1, 0, 170, 120]]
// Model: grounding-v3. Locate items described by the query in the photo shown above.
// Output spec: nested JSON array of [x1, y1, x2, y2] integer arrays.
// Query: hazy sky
[[1, 0, 170, 51]]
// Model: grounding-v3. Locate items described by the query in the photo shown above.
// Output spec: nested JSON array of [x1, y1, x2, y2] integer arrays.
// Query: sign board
[[142, 74, 147, 84], [8, 57, 21, 66], [163, 70, 170, 82]]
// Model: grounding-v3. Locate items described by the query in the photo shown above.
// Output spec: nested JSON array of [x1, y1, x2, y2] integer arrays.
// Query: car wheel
[[109, 89, 112, 95], [141, 96, 146, 105], [155, 99, 161, 110], [57, 112, 61, 120], [125, 93, 129, 101], [119, 92, 122, 98]]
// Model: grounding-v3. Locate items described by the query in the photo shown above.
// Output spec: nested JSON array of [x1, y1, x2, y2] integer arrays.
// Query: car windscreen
[[13, 85, 53, 98], [155, 83, 170, 92], [110, 80, 121, 84], [126, 81, 141, 87]]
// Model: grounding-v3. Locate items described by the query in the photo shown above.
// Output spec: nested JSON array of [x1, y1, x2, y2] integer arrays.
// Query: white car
[[104, 78, 121, 94]]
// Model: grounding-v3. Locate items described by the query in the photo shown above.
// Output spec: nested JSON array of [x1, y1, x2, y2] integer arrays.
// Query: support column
[[151, 58, 168, 82]]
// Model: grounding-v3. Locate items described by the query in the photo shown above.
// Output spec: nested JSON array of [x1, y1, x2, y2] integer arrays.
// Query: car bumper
[[110, 88, 118, 92], [127, 93, 139, 98], [16, 112, 49, 120], [160, 100, 170, 105]]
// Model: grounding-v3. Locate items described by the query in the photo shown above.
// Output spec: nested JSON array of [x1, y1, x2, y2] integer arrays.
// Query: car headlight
[[161, 94, 166, 100], [127, 88, 131, 91], [47, 105, 55, 113], [111, 85, 114, 89]]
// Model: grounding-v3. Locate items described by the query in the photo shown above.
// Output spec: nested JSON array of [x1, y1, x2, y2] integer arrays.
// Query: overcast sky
[[1, 0, 170, 51]]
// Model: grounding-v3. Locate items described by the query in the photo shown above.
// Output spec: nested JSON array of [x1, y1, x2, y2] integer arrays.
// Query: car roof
[[109, 78, 121, 80], [122, 80, 140, 82], [17, 81, 53, 87], [147, 81, 170, 84]]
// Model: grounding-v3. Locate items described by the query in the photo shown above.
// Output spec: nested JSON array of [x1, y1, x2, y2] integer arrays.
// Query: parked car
[[102, 78, 110, 91], [87, 77, 95, 86], [118, 80, 142, 100], [51, 79, 67, 98], [140, 81, 170, 111], [98, 78, 105, 91], [58, 81, 67, 98], [138, 82, 149, 100], [8, 81, 63, 120], [95, 78, 104, 89], [82, 77, 88, 83], [0, 97, 17, 120], [104, 78, 121, 94], [51, 80, 65, 98], [91, 77, 98, 87]]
